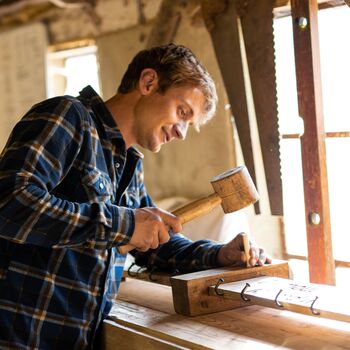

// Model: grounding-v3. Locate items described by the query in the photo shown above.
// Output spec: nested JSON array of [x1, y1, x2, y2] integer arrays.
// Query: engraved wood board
[[208, 276, 350, 323]]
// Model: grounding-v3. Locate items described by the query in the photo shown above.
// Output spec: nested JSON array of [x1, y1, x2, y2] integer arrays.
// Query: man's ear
[[138, 68, 159, 95]]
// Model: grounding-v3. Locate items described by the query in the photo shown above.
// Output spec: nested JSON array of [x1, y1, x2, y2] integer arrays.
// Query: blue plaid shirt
[[0, 86, 222, 349]]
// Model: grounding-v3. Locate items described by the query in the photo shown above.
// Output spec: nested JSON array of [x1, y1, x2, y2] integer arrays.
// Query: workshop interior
[[0, 0, 350, 349]]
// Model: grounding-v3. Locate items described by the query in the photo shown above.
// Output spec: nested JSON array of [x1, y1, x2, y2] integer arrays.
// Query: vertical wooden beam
[[201, 0, 261, 214], [291, 0, 335, 284]]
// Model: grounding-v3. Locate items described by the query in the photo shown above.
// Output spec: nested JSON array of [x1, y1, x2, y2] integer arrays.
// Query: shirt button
[[115, 163, 120, 169], [99, 182, 104, 190]]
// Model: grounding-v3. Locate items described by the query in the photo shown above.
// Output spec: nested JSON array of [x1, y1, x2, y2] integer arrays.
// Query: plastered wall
[[0, 23, 47, 151]]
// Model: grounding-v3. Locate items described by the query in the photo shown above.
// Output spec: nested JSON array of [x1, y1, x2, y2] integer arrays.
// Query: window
[[274, 5, 350, 284], [47, 45, 101, 98]]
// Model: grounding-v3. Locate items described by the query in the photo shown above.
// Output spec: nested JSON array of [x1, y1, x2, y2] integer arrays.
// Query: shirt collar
[[78, 85, 144, 159]]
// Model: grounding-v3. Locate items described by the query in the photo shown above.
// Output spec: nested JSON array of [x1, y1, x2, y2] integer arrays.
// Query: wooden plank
[[281, 132, 350, 139], [239, 0, 284, 215], [201, 0, 260, 214], [283, 253, 350, 268], [107, 301, 212, 350], [105, 279, 350, 350], [107, 299, 280, 350], [123, 267, 172, 286], [325, 131, 350, 138], [291, 0, 335, 284], [209, 276, 350, 323], [101, 320, 187, 350], [170, 260, 289, 316]]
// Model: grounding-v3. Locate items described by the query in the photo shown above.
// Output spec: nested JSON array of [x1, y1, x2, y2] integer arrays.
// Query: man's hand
[[217, 233, 272, 267], [129, 207, 182, 252]]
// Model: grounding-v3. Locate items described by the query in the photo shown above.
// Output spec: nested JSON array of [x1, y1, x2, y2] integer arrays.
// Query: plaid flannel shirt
[[0, 86, 223, 349]]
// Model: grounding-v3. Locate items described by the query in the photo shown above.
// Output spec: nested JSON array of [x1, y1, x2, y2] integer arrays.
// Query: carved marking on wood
[[209, 276, 350, 323]]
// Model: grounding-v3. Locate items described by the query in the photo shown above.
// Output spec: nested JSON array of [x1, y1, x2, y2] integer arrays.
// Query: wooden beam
[[170, 260, 289, 316], [145, 0, 183, 48], [0, 0, 93, 16], [291, 0, 335, 284], [0, 2, 53, 29], [201, 0, 261, 214], [274, 0, 346, 19], [48, 37, 95, 52], [282, 131, 350, 138], [283, 253, 350, 268], [273, 0, 347, 8]]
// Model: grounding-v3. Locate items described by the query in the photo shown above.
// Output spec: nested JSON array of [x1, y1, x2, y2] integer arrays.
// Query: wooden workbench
[[101, 279, 350, 349]]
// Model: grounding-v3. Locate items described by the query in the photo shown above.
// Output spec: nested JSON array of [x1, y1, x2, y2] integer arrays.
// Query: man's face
[[133, 83, 206, 153]]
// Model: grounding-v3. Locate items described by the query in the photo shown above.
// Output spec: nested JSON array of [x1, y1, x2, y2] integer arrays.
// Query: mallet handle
[[172, 193, 221, 224], [118, 166, 259, 255], [118, 193, 221, 255]]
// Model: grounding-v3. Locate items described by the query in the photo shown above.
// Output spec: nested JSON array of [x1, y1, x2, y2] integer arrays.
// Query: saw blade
[[238, 0, 283, 215]]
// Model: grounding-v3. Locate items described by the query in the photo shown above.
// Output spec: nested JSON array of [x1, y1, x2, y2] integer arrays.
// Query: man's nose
[[173, 122, 188, 140]]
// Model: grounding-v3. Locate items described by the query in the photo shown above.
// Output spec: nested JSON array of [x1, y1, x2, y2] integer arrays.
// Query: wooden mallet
[[118, 165, 259, 255]]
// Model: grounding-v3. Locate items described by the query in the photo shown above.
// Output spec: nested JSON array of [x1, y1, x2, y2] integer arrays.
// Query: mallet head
[[211, 166, 259, 213]]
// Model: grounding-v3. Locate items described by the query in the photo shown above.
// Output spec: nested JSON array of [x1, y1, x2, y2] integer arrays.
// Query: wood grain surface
[[291, 0, 335, 284], [102, 278, 350, 350], [170, 260, 290, 316], [208, 276, 350, 323]]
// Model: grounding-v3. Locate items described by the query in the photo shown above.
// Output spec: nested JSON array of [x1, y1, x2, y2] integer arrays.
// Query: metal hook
[[240, 282, 251, 302], [214, 278, 225, 296], [127, 262, 137, 277], [310, 296, 320, 315], [275, 289, 283, 307], [149, 267, 158, 282], [171, 268, 180, 276], [136, 266, 145, 277]]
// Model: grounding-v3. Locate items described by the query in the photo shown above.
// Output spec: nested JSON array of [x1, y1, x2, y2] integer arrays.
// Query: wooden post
[[201, 0, 261, 214], [291, 0, 335, 284]]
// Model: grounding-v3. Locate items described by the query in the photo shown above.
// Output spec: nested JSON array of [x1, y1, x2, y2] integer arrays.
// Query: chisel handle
[[242, 233, 251, 267]]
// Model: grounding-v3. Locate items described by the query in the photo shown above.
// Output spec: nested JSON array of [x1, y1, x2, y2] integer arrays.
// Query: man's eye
[[179, 107, 186, 117]]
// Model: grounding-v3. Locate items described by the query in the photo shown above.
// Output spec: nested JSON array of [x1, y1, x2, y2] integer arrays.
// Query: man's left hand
[[217, 233, 272, 267]]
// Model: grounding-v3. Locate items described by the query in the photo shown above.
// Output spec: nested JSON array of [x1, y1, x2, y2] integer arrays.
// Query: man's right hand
[[129, 207, 182, 252]]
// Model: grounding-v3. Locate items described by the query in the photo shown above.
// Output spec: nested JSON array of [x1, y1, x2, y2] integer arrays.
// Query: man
[[0, 43, 270, 349]]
